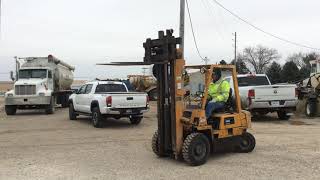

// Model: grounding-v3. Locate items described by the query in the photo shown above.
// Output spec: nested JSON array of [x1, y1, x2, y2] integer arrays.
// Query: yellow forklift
[[99, 29, 255, 166]]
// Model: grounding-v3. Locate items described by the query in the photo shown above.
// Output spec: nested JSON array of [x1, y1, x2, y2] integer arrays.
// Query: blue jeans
[[205, 101, 225, 118]]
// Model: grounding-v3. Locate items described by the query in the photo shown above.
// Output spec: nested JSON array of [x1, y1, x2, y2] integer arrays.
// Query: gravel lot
[[0, 98, 319, 180]]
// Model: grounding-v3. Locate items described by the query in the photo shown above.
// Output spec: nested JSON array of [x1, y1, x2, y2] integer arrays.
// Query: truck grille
[[15, 85, 36, 95]]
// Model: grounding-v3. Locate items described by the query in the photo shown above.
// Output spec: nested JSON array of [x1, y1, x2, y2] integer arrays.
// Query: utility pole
[[234, 32, 237, 69], [179, 0, 185, 58]]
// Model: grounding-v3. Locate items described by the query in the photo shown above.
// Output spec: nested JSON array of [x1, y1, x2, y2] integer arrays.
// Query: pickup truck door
[[82, 84, 94, 113], [74, 85, 87, 112]]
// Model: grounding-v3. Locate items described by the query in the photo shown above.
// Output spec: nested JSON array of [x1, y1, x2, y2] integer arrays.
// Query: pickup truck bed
[[225, 74, 298, 120]]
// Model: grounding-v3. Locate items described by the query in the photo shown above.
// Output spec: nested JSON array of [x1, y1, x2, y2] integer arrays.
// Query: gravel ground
[[0, 99, 319, 180]]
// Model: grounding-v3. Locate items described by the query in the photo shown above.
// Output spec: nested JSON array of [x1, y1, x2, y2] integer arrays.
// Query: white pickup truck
[[68, 81, 149, 127], [225, 74, 298, 120]]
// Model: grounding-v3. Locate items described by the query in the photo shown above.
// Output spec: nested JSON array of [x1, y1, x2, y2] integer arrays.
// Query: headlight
[[7, 93, 13, 97], [39, 93, 45, 96]]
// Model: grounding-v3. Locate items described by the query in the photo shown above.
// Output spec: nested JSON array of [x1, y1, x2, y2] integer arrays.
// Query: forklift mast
[[143, 30, 185, 157]]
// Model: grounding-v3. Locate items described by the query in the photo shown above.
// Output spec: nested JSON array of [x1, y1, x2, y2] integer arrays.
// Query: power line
[[210, 0, 320, 51], [185, 0, 205, 60]]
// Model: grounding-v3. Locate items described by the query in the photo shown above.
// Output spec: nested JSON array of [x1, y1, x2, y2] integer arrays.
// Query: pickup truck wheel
[[277, 111, 290, 120], [69, 103, 77, 120], [305, 101, 316, 117], [236, 132, 256, 153], [130, 117, 142, 125], [5, 105, 17, 115], [92, 107, 103, 128], [182, 133, 210, 166], [45, 97, 55, 114]]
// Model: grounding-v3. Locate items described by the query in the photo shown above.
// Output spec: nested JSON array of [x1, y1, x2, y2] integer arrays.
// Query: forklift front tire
[[236, 132, 256, 153], [151, 130, 167, 157], [182, 133, 210, 166]]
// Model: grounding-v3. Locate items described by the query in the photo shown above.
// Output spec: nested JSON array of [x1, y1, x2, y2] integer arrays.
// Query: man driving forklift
[[206, 69, 231, 118]]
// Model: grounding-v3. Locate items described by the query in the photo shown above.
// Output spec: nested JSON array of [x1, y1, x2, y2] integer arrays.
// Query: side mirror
[[10, 71, 15, 81]]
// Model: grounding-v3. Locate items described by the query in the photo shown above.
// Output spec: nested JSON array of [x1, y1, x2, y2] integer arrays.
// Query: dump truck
[[298, 59, 320, 117], [4, 55, 74, 115], [127, 75, 158, 100]]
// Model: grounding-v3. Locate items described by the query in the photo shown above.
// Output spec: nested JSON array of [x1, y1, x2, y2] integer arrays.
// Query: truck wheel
[[69, 103, 77, 120], [92, 107, 103, 128], [5, 105, 17, 115], [182, 133, 210, 166], [45, 97, 55, 114], [130, 117, 142, 125], [61, 94, 70, 108], [236, 132, 256, 153], [305, 101, 316, 117], [277, 111, 290, 120]]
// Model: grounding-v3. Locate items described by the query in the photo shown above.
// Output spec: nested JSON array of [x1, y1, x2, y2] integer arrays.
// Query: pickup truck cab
[[68, 80, 149, 127], [225, 74, 298, 120]]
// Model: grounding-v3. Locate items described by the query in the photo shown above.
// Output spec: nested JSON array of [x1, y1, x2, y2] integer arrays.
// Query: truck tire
[[277, 111, 290, 120], [236, 132, 256, 153], [305, 101, 317, 117], [182, 133, 210, 166], [69, 103, 77, 120], [5, 105, 17, 115], [61, 94, 70, 108], [130, 116, 142, 125], [45, 97, 55, 114], [92, 107, 103, 128]]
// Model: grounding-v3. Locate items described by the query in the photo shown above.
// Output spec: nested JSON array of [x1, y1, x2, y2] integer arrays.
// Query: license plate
[[271, 101, 280, 106], [126, 109, 132, 113]]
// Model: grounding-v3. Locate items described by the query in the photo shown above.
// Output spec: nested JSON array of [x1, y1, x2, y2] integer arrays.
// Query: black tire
[[277, 111, 290, 120], [45, 96, 55, 114], [92, 107, 103, 128], [182, 133, 211, 166], [130, 117, 142, 125], [236, 132, 256, 153], [5, 105, 17, 115], [152, 130, 160, 156], [69, 103, 77, 120], [305, 101, 316, 117], [61, 94, 70, 108]]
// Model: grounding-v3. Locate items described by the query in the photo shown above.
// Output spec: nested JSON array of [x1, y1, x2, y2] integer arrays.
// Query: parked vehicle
[[297, 59, 320, 117], [127, 75, 157, 100], [5, 55, 74, 115], [68, 80, 149, 128], [225, 74, 298, 120]]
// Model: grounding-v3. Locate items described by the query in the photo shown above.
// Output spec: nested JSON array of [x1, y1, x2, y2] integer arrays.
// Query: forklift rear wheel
[[182, 133, 210, 166], [237, 132, 256, 153], [277, 111, 290, 120]]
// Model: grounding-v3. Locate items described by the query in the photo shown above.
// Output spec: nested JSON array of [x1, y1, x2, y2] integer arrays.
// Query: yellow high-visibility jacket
[[208, 79, 230, 102]]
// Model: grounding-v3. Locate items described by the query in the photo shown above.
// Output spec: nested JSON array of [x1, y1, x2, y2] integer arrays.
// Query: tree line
[[225, 45, 319, 84]]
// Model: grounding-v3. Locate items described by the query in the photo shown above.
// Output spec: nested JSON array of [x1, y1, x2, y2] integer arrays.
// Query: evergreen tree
[[281, 61, 300, 83], [266, 61, 282, 84]]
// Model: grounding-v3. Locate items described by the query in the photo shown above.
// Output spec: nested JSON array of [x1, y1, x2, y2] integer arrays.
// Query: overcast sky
[[1, 0, 320, 80]]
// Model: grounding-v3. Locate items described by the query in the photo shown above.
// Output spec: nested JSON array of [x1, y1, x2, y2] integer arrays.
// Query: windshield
[[95, 84, 127, 93], [238, 76, 270, 87], [19, 69, 47, 79]]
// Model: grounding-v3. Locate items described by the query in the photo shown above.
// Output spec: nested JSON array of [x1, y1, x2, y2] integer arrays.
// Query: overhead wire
[[185, 0, 206, 60], [210, 0, 320, 51]]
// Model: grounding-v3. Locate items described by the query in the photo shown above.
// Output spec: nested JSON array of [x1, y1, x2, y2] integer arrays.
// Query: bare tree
[[287, 52, 305, 69], [241, 45, 280, 73]]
